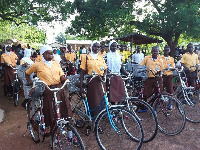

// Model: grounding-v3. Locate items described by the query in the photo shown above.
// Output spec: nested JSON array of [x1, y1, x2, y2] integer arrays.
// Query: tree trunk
[[162, 33, 180, 57]]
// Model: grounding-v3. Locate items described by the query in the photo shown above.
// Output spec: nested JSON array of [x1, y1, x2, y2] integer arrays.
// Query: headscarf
[[40, 45, 53, 68], [5, 45, 11, 55], [106, 40, 122, 73], [24, 49, 32, 58], [90, 41, 100, 60]]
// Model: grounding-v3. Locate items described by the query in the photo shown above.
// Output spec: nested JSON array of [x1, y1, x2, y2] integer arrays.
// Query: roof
[[65, 40, 92, 45], [115, 33, 163, 44]]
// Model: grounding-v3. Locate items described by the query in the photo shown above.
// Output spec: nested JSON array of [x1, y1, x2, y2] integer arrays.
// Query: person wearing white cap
[[25, 45, 72, 133], [18, 49, 34, 108], [1, 45, 19, 96]]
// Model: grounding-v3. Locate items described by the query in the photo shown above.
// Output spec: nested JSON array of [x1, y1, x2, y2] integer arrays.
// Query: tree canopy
[[68, 0, 200, 56], [0, 0, 72, 25]]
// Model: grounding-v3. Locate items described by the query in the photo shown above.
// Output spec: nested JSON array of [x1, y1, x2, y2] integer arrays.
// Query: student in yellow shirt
[[65, 45, 77, 75], [140, 46, 164, 104], [1, 45, 19, 96], [160, 46, 175, 109], [80, 41, 107, 117], [181, 43, 199, 87], [25, 45, 72, 132]]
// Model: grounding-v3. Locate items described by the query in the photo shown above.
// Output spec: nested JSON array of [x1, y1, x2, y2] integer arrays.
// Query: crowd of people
[[0, 41, 199, 143]]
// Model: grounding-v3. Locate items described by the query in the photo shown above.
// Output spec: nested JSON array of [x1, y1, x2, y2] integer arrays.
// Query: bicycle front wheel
[[153, 95, 186, 135], [50, 122, 85, 150], [94, 106, 143, 150], [26, 98, 41, 143], [12, 81, 20, 106], [125, 98, 158, 143]]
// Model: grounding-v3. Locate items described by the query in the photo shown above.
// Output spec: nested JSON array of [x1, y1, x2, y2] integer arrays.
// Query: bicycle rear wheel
[[124, 98, 158, 143], [94, 106, 143, 150], [12, 81, 20, 106], [69, 92, 87, 128], [26, 99, 41, 143], [153, 95, 186, 135], [181, 89, 200, 123], [50, 122, 85, 150]]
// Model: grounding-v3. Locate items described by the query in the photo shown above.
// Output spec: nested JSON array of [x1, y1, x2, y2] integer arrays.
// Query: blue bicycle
[[69, 72, 144, 150]]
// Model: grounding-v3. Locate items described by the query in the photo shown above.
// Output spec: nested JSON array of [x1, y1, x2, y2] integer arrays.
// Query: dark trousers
[[163, 75, 173, 94], [185, 71, 196, 86]]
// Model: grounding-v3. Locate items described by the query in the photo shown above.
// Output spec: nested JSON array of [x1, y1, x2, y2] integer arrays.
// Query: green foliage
[[0, 0, 73, 25], [67, 0, 135, 40], [55, 33, 66, 44], [0, 21, 46, 46]]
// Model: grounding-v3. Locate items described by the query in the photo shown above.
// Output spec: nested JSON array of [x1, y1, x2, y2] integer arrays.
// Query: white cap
[[40, 45, 53, 55]]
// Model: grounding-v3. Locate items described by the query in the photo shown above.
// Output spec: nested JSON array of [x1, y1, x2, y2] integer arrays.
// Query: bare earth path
[[0, 81, 200, 150]]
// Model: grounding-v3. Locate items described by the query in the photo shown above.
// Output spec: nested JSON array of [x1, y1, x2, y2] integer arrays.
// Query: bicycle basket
[[31, 82, 45, 98], [132, 64, 147, 79], [67, 74, 80, 92]]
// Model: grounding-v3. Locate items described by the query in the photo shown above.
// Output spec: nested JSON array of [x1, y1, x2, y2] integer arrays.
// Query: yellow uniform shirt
[[26, 60, 64, 85], [140, 55, 164, 78], [80, 54, 107, 75], [65, 52, 76, 62], [118, 51, 126, 63], [1, 52, 18, 67], [79, 54, 87, 62], [160, 55, 175, 76], [180, 52, 199, 72]]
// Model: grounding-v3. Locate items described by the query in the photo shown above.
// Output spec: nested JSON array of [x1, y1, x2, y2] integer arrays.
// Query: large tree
[[68, 0, 200, 56], [130, 0, 200, 56], [0, 0, 72, 25], [67, 0, 135, 39]]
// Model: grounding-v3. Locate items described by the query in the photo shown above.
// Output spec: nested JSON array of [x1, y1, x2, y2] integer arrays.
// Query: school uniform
[[181, 52, 199, 86], [140, 55, 164, 100], [160, 55, 175, 94], [80, 54, 107, 117], [26, 60, 72, 127]]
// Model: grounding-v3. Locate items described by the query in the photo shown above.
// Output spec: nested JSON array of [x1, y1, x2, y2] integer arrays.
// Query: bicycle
[[26, 78, 85, 150], [69, 71, 144, 150], [9, 65, 21, 106], [146, 68, 186, 135], [173, 66, 200, 123], [120, 73, 158, 143]]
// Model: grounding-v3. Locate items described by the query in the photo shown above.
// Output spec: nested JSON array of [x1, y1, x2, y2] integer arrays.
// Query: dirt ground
[[0, 81, 200, 150]]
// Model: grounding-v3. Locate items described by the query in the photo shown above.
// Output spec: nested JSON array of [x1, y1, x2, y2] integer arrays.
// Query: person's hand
[[29, 88, 35, 97]]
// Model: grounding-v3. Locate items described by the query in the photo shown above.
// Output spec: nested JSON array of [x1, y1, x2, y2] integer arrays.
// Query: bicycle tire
[[50, 122, 85, 150], [26, 98, 41, 143], [181, 89, 200, 123], [153, 95, 186, 135], [12, 81, 19, 106], [124, 98, 158, 143], [94, 106, 143, 150], [69, 92, 87, 128]]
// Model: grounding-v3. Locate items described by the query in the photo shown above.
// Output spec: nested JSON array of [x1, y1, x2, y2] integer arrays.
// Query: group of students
[[1, 41, 199, 136]]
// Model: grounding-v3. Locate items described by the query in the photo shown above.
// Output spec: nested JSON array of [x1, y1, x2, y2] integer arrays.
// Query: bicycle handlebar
[[31, 77, 70, 92]]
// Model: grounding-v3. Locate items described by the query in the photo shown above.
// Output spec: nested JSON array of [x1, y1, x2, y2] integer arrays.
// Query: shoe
[[98, 127, 104, 134], [182, 100, 187, 104], [137, 108, 148, 113], [85, 126, 91, 136], [168, 104, 173, 110], [68, 137, 80, 147]]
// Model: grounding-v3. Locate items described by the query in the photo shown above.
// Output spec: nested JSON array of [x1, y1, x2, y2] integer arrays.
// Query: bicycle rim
[[153, 96, 186, 135], [182, 90, 200, 123], [70, 93, 87, 128], [50, 123, 85, 150], [126, 98, 158, 143], [95, 106, 143, 150], [27, 99, 41, 143], [12, 81, 19, 106]]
